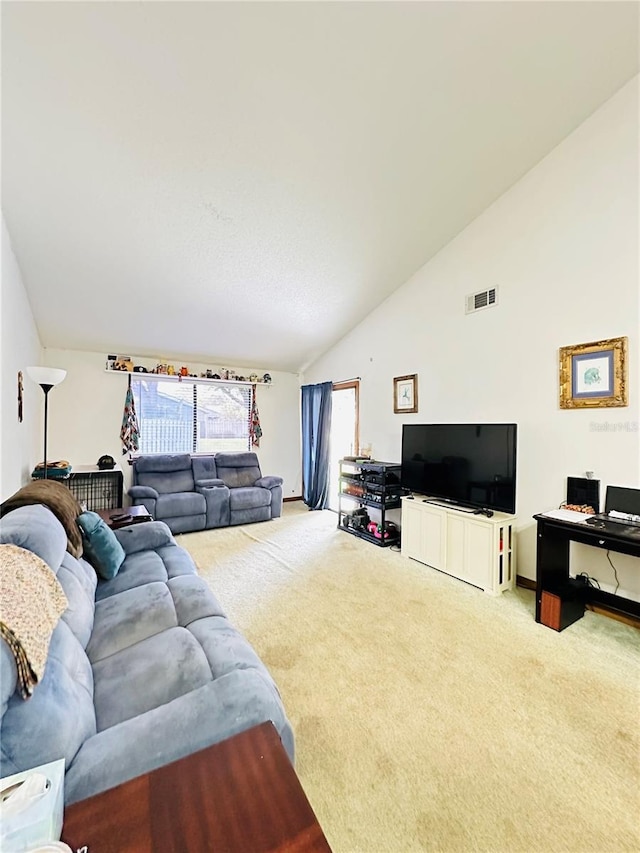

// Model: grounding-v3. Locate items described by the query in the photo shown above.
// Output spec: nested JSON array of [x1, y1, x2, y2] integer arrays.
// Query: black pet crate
[[66, 465, 124, 511]]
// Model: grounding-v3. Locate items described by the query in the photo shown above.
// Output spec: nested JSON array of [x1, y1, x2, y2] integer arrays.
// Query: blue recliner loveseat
[[128, 452, 283, 534]]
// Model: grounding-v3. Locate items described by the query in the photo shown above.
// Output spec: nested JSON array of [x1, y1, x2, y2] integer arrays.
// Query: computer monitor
[[604, 485, 640, 515]]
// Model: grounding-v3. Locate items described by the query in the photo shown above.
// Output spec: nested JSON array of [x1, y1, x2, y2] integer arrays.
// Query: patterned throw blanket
[[0, 544, 68, 699], [0, 479, 83, 558]]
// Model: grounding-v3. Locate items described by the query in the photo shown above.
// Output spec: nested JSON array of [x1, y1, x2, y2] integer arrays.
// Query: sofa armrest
[[255, 476, 284, 490], [200, 484, 230, 528], [129, 485, 159, 500], [195, 478, 226, 490], [114, 521, 175, 554], [63, 670, 294, 805]]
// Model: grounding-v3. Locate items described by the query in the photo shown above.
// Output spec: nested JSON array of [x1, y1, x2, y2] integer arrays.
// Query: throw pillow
[[76, 512, 125, 580]]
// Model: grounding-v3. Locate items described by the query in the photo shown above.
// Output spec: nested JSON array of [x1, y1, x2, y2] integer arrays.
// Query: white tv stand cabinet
[[400, 497, 516, 595]]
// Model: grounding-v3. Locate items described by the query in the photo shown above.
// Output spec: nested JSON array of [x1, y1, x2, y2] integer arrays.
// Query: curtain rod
[[334, 377, 361, 385]]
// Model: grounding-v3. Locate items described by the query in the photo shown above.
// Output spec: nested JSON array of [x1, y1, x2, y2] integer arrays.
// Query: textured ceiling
[[2, 1, 638, 372]]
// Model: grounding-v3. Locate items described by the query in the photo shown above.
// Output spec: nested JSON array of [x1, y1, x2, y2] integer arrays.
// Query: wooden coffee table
[[61, 722, 331, 852], [96, 505, 153, 529]]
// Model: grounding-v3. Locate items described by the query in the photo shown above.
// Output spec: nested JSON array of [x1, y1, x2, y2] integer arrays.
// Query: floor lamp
[[26, 366, 67, 480]]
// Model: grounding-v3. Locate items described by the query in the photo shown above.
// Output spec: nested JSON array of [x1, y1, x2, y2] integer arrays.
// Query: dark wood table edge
[[62, 722, 332, 853]]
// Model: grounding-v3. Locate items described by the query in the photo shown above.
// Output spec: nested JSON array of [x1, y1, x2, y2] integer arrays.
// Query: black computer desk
[[534, 513, 640, 630]]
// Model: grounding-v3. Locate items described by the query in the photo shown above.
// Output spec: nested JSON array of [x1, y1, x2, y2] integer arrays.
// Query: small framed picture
[[18, 370, 23, 422], [394, 374, 418, 414], [559, 337, 628, 409]]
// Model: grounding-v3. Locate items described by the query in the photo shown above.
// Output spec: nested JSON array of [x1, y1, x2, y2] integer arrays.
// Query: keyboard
[[586, 513, 640, 528]]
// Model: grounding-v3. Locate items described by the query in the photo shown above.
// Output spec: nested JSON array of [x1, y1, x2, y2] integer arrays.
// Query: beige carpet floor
[[178, 502, 640, 853]]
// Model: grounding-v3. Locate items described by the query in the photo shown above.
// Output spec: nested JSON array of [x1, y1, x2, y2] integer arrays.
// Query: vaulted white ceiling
[[2, 1, 638, 372]]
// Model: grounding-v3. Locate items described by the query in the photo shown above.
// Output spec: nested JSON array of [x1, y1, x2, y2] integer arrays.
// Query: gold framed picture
[[394, 374, 418, 414], [559, 337, 628, 409]]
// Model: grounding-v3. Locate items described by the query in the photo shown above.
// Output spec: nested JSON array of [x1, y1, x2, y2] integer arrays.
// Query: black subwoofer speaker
[[567, 476, 600, 513]]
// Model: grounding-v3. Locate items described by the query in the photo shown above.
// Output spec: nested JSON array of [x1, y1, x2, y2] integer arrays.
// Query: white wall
[[43, 348, 303, 498], [1, 202, 303, 501], [303, 77, 640, 597], [1, 215, 43, 499]]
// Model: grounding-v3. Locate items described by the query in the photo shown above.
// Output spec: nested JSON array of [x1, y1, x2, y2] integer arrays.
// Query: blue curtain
[[301, 382, 333, 510]]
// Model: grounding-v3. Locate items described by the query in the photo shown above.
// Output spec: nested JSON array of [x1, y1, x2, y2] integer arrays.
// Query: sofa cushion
[[229, 487, 271, 511], [114, 521, 175, 555], [139, 469, 196, 495], [95, 550, 173, 601], [156, 544, 203, 580], [61, 552, 98, 600], [230, 506, 271, 526], [0, 505, 67, 576], [95, 542, 199, 602], [191, 456, 218, 483], [162, 514, 206, 534], [156, 492, 205, 518], [167, 576, 226, 627], [92, 627, 212, 731], [215, 452, 262, 488], [136, 456, 196, 496], [77, 512, 126, 580], [57, 554, 97, 650], [88, 583, 178, 662], [0, 482, 83, 558], [0, 642, 17, 729], [0, 620, 96, 778], [189, 616, 270, 680], [135, 454, 192, 474]]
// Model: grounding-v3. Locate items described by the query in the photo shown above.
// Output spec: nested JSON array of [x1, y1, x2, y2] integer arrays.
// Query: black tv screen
[[401, 423, 517, 513]]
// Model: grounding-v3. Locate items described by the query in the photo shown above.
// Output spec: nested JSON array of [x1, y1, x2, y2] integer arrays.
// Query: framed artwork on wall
[[559, 337, 628, 409], [18, 371, 23, 422], [394, 374, 418, 414]]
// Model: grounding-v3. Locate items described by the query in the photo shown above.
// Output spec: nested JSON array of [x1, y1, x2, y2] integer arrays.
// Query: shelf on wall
[[104, 370, 271, 388]]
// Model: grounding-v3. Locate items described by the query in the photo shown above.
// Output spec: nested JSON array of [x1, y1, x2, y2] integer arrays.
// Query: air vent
[[465, 286, 498, 314]]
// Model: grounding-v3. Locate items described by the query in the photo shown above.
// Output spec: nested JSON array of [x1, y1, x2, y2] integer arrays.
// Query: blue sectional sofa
[[128, 451, 283, 534], [0, 499, 293, 804]]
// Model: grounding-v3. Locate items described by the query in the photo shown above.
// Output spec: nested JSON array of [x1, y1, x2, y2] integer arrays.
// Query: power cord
[[576, 571, 600, 589], [606, 551, 620, 594], [576, 555, 620, 594]]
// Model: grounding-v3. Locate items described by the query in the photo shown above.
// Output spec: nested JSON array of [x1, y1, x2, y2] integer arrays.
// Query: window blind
[[133, 378, 251, 454]]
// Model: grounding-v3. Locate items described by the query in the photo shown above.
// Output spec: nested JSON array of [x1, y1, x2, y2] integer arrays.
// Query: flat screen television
[[401, 423, 517, 514]]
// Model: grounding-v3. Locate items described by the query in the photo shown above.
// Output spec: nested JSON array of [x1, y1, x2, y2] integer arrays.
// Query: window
[[132, 378, 252, 454]]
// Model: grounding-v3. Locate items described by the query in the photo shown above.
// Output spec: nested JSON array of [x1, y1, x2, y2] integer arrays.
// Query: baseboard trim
[[283, 496, 303, 503], [585, 603, 640, 630], [516, 575, 639, 629]]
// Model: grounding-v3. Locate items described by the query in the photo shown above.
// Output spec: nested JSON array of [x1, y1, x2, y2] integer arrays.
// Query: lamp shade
[[26, 366, 67, 387]]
